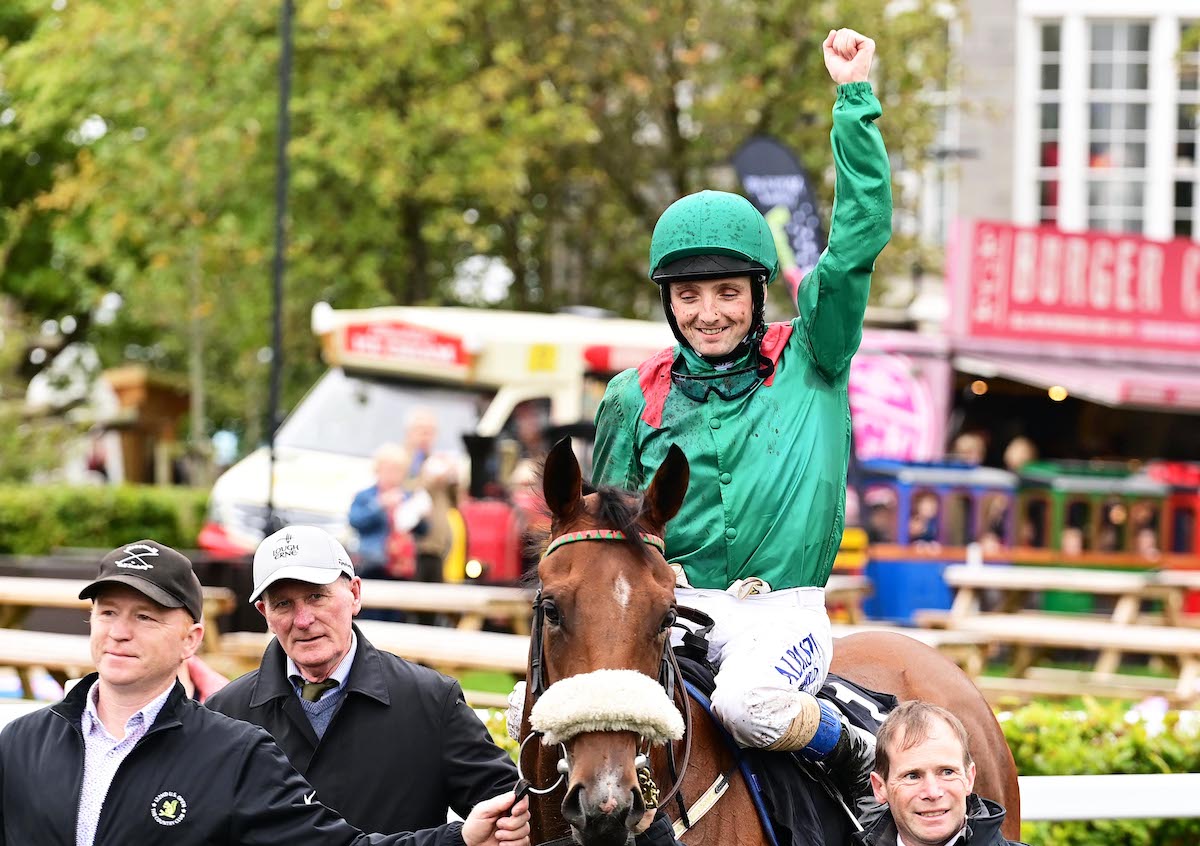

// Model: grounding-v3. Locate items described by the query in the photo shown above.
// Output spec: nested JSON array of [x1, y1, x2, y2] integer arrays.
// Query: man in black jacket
[[206, 525, 520, 835], [0, 539, 529, 846], [855, 701, 1027, 846]]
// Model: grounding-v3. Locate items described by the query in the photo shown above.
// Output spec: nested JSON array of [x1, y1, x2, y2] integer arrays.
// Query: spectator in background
[[1002, 436, 1038, 473], [349, 442, 410, 579], [949, 432, 987, 466], [909, 491, 941, 545], [1061, 526, 1085, 556], [177, 655, 229, 703]]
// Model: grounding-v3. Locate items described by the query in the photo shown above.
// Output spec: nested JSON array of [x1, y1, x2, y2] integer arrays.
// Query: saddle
[[673, 646, 896, 846]]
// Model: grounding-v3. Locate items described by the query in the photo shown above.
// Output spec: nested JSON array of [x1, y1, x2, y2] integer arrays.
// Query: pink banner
[[948, 220, 1200, 354], [849, 352, 942, 461]]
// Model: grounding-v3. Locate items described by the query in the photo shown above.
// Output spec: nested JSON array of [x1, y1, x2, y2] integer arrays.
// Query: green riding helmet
[[649, 190, 779, 285]]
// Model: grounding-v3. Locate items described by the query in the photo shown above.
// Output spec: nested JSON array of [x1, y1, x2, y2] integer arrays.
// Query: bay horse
[[519, 439, 1019, 846]]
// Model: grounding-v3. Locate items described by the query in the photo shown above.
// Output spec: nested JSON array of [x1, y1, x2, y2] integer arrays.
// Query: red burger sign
[[948, 220, 1200, 355]]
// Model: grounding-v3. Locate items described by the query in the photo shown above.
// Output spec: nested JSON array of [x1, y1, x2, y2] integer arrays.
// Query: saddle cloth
[[675, 652, 897, 846]]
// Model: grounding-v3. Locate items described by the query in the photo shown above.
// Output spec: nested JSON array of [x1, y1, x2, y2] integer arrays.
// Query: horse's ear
[[543, 437, 582, 523], [642, 444, 689, 530]]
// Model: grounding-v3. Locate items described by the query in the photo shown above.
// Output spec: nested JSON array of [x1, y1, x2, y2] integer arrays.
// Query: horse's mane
[[523, 481, 654, 586]]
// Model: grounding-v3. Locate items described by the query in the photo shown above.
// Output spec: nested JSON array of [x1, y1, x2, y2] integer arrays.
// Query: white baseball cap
[[250, 525, 356, 602]]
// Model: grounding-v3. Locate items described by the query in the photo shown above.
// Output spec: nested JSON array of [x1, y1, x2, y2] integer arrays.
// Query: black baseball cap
[[79, 540, 205, 622]]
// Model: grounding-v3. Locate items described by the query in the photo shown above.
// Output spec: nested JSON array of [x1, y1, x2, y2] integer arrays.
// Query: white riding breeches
[[672, 584, 832, 749]]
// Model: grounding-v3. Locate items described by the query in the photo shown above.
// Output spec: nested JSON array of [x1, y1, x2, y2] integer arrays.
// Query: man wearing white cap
[[206, 525, 520, 837]]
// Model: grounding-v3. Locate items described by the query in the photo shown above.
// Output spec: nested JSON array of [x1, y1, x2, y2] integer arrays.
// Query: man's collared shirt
[[76, 682, 173, 846], [285, 630, 357, 701]]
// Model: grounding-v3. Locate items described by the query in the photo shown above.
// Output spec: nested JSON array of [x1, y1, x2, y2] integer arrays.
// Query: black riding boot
[[819, 714, 879, 818]]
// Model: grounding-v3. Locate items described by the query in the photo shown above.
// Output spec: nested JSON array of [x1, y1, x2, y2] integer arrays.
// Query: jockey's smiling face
[[668, 276, 753, 358]]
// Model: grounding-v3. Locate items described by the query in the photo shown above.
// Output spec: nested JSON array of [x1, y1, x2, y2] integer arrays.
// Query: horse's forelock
[[592, 485, 654, 563], [527, 484, 655, 569]]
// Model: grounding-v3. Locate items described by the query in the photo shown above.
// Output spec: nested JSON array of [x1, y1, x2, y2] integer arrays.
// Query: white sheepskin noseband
[[529, 668, 684, 746]]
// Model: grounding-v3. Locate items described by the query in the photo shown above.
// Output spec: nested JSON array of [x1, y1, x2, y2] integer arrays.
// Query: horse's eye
[[660, 608, 677, 632], [543, 601, 562, 626]]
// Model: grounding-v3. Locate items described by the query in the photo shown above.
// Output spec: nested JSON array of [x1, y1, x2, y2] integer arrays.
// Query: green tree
[[0, 0, 956, 449]]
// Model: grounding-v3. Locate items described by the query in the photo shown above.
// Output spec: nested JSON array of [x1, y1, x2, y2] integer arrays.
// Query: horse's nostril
[[561, 783, 586, 829]]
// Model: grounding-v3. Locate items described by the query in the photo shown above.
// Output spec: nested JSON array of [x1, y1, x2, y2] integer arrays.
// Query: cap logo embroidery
[[150, 791, 187, 826], [273, 533, 301, 559], [116, 543, 160, 571]]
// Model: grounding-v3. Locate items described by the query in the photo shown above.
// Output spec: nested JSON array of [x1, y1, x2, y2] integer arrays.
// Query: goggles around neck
[[670, 353, 774, 402]]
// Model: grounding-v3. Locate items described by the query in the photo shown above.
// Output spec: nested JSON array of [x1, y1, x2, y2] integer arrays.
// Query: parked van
[[199, 304, 675, 581]]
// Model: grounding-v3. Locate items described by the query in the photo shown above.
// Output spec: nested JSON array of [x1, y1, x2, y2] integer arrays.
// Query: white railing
[[1019, 773, 1200, 820]]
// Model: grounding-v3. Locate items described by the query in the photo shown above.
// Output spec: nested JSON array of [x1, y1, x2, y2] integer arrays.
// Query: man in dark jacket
[[206, 525, 520, 835], [0, 539, 529, 846], [855, 701, 1027, 846]]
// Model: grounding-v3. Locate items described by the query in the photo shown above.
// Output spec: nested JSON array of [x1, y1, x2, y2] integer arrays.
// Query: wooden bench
[[221, 622, 527, 709], [222, 621, 529, 676], [930, 564, 1200, 676], [0, 577, 237, 652], [832, 623, 989, 676], [939, 612, 1200, 701], [0, 628, 94, 698], [357, 580, 534, 632], [824, 574, 871, 624]]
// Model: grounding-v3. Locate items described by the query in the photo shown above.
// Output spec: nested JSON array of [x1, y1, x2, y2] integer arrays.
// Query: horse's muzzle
[[561, 778, 646, 846]]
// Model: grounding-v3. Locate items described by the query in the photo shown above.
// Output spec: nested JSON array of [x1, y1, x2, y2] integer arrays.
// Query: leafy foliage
[[0, 0, 956, 439], [0, 483, 208, 554], [1001, 700, 1200, 845]]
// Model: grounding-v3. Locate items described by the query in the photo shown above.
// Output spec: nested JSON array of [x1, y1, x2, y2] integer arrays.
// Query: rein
[[526, 526, 695, 832]]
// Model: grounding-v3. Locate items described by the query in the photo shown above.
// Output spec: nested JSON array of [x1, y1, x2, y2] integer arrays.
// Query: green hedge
[[0, 485, 209, 554], [1001, 701, 1200, 845], [480, 700, 1200, 845]]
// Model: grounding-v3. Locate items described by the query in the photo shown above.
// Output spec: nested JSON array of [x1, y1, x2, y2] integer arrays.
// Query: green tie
[[299, 678, 339, 702]]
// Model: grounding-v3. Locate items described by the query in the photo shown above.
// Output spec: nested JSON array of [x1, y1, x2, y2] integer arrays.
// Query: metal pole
[[264, 0, 293, 537]]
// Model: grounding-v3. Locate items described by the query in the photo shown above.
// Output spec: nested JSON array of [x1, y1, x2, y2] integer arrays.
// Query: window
[[1086, 21, 1151, 234], [1036, 22, 1062, 225], [1176, 22, 1199, 238]]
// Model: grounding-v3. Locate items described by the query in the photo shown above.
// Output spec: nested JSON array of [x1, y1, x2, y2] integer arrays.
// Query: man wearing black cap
[[0, 539, 529, 846]]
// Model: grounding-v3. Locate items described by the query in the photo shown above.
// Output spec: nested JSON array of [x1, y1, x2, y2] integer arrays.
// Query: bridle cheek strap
[[529, 669, 684, 747]]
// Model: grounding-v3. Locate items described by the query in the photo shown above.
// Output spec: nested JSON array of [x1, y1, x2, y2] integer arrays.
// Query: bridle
[[521, 528, 695, 822]]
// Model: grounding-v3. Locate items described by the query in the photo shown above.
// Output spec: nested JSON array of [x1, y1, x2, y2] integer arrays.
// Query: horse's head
[[525, 438, 688, 846]]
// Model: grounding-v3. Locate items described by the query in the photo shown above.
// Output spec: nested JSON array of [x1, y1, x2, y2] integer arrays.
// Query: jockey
[[591, 28, 891, 813]]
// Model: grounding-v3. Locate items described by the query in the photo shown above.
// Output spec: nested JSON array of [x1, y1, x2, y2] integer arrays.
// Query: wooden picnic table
[[353, 574, 868, 631], [923, 564, 1200, 700], [824, 574, 871, 624], [0, 576, 237, 652], [357, 580, 534, 632]]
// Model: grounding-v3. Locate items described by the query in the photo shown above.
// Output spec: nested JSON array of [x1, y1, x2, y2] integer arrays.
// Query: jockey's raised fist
[[823, 28, 875, 85]]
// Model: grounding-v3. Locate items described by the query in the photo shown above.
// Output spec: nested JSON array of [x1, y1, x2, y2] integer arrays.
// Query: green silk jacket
[[591, 82, 892, 591]]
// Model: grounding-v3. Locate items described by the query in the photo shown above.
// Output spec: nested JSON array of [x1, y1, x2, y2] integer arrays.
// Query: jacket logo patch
[[150, 791, 187, 826], [117, 543, 160, 570]]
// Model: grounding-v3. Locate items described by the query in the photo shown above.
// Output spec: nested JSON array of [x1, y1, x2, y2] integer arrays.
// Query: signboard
[[341, 321, 468, 372], [948, 219, 1200, 355], [732, 136, 826, 304], [849, 352, 942, 461]]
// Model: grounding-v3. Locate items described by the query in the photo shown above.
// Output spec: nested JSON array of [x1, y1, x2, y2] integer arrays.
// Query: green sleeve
[[796, 81, 893, 382], [591, 368, 645, 490]]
